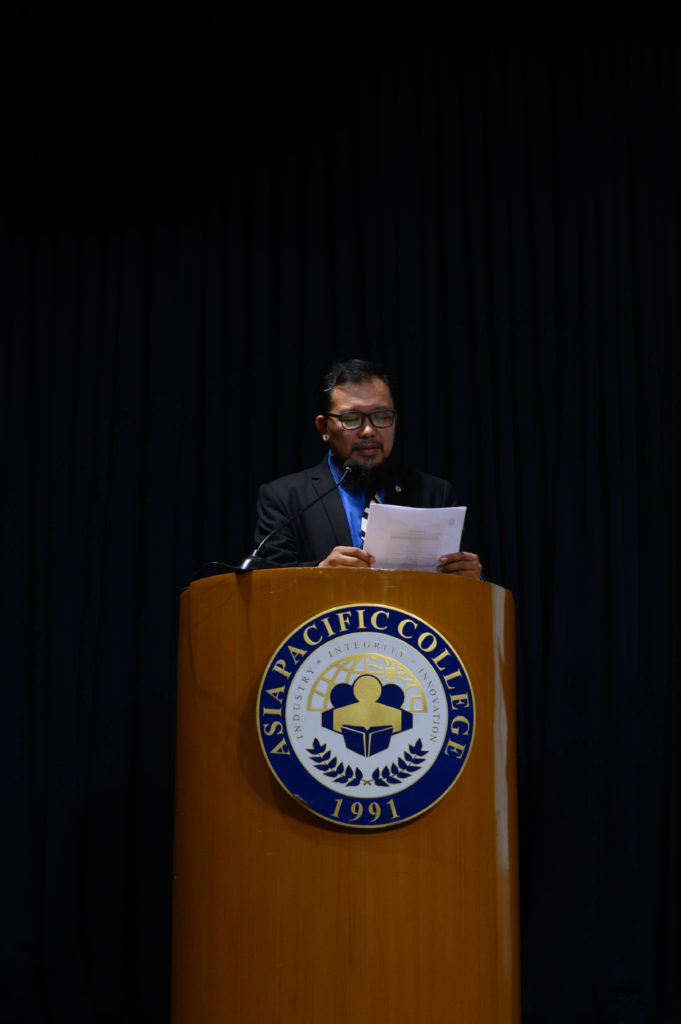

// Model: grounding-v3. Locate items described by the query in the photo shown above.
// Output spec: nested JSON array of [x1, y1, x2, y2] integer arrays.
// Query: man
[[254, 359, 483, 577]]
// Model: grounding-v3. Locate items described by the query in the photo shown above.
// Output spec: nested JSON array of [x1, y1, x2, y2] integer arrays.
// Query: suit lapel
[[307, 461, 414, 547], [384, 466, 409, 506], [310, 459, 353, 546]]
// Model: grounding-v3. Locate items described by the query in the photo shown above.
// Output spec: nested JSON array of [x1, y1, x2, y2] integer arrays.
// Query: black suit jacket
[[255, 458, 457, 567]]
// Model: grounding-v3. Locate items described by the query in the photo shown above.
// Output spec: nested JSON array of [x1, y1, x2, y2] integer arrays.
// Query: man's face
[[315, 377, 396, 469]]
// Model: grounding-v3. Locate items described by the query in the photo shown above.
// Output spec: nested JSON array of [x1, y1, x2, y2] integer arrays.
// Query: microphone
[[238, 457, 360, 572]]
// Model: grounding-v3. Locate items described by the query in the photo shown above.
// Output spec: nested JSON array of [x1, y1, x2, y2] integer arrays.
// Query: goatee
[[345, 459, 389, 493]]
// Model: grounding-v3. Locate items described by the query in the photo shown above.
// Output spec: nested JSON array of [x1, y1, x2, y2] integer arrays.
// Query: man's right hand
[[318, 546, 375, 568]]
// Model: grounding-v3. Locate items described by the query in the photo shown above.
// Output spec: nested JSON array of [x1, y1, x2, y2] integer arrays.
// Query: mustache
[[353, 441, 383, 450]]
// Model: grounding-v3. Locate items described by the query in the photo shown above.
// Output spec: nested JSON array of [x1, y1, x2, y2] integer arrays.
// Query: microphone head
[[341, 457, 361, 477]]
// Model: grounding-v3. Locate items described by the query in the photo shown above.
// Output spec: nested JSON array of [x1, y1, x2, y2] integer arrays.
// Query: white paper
[[363, 503, 467, 572]]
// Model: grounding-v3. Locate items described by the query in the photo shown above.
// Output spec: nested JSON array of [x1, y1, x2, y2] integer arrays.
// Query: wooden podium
[[172, 569, 520, 1023]]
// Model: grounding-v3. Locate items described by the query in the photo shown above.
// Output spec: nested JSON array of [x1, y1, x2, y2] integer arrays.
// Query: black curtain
[[2, 22, 679, 1024]]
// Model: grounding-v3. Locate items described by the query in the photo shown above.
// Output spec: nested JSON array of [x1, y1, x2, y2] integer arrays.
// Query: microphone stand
[[238, 458, 357, 572]]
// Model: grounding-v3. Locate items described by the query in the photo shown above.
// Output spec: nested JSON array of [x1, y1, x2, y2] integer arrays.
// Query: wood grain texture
[[172, 570, 520, 1023]]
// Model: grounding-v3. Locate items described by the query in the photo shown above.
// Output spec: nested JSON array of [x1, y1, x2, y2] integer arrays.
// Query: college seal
[[256, 603, 475, 830]]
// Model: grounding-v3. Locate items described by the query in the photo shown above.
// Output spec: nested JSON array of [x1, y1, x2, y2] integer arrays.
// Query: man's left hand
[[436, 551, 483, 579]]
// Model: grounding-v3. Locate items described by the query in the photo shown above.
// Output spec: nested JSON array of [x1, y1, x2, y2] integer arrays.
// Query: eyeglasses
[[324, 409, 397, 430]]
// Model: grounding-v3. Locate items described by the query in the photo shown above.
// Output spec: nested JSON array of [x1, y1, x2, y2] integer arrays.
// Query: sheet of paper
[[363, 503, 467, 572]]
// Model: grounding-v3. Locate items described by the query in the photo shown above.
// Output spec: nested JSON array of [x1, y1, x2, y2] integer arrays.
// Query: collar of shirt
[[327, 452, 386, 548]]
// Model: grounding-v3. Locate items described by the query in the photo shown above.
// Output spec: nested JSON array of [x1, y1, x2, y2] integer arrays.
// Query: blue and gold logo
[[257, 603, 475, 830]]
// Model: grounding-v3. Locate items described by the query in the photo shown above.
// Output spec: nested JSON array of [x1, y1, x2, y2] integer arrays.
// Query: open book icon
[[340, 724, 394, 757]]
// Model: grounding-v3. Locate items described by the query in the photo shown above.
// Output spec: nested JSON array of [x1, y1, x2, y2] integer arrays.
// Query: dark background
[[2, 13, 679, 1023]]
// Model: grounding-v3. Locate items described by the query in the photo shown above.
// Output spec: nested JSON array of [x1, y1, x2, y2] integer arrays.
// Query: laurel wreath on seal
[[306, 737, 429, 788], [371, 739, 428, 787], [306, 738, 363, 786]]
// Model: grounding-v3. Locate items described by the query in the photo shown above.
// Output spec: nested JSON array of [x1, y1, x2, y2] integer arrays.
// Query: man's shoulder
[[386, 465, 455, 505], [391, 465, 451, 487], [259, 460, 331, 496], [258, 459, 454, 504]]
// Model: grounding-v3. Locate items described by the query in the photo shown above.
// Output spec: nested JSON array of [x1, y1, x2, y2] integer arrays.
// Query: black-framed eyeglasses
[[324, 409, 397, 430]]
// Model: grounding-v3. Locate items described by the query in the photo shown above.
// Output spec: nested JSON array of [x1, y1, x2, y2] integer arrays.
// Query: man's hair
[[318, 358, 396, 413]]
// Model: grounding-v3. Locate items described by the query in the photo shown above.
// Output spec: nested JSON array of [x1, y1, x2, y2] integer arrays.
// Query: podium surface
[[172, 569, 519, 1023]]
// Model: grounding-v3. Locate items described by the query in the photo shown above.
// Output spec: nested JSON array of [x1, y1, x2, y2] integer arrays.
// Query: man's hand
[[318, 546, 375, 569], [436, 551, 483, 579]]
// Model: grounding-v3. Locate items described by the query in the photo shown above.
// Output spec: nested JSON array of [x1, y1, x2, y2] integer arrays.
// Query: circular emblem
[[257, 603, 475, 830]]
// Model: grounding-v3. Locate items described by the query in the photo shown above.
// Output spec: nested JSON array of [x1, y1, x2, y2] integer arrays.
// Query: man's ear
[[314, 414, 329, 440]]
